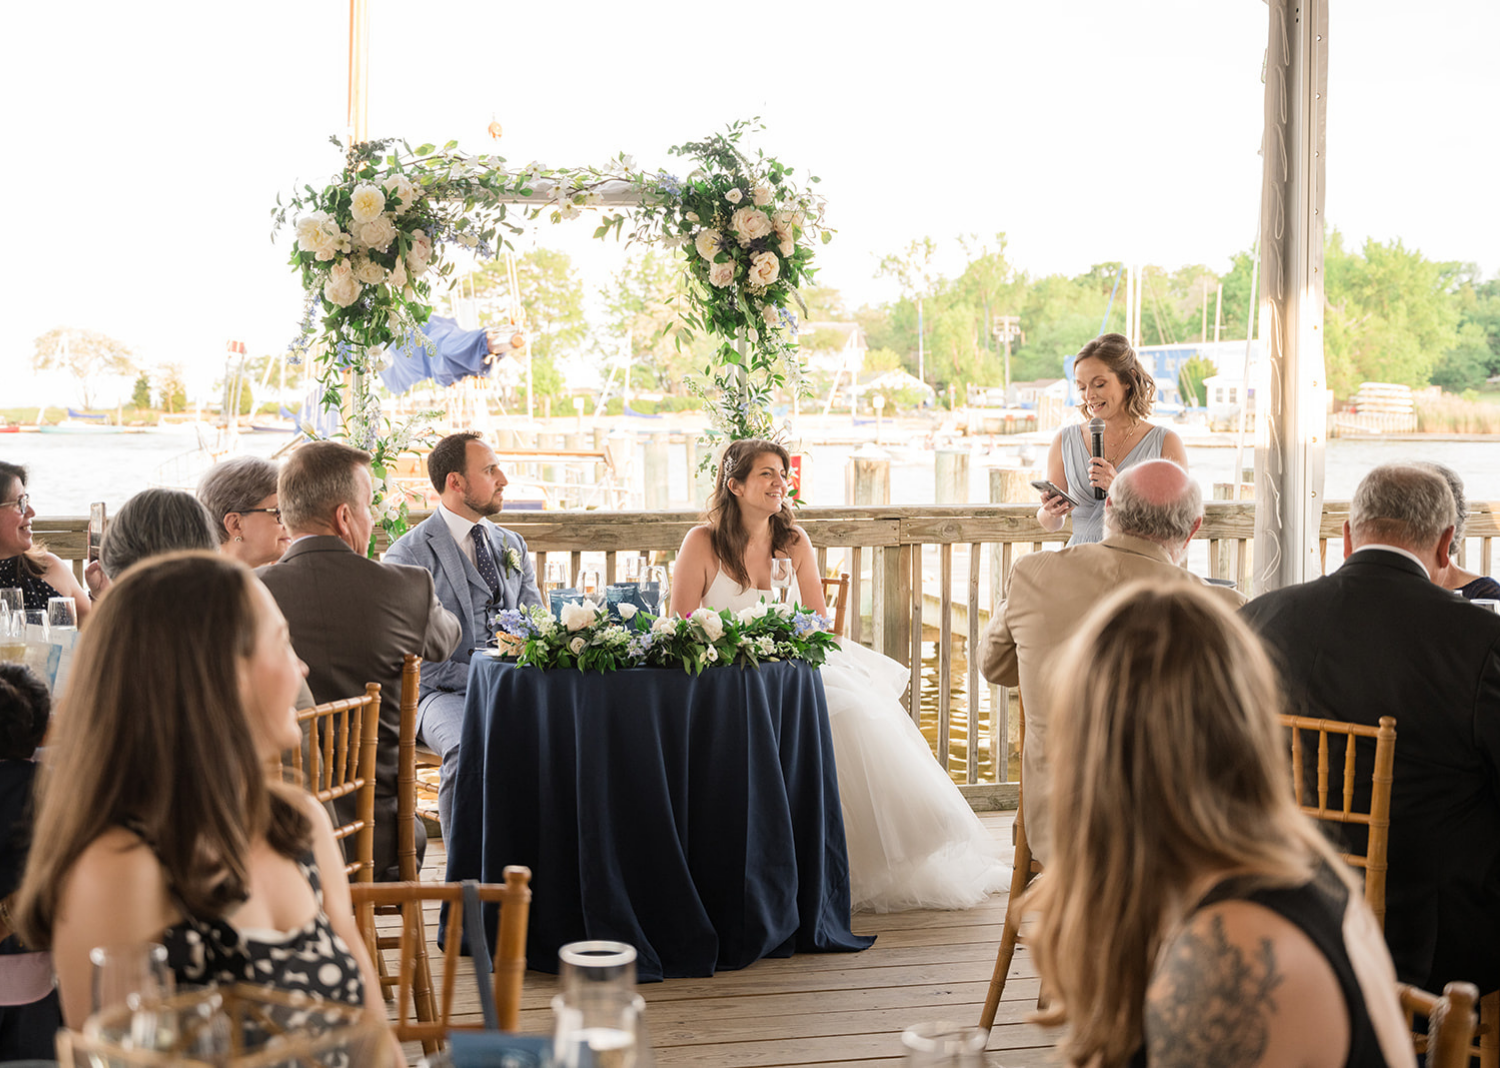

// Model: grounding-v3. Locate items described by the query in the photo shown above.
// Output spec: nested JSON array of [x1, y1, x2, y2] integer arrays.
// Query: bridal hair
[[706, 438, 798, 590], [17, 552, 311, 948], [100, 488, 218, 579], [1073, 332, 1155, 422], [198, 456, 281, 545], [0, 462, 49, 581], [1027, 581, 1340, 1065]]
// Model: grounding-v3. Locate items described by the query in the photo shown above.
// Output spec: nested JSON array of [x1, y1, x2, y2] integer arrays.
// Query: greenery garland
[[272, 120, 826, 546]]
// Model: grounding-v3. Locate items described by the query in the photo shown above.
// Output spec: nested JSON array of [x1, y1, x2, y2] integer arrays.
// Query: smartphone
[[88, 502, 107, 563], [1030, 480, 1082, 509]]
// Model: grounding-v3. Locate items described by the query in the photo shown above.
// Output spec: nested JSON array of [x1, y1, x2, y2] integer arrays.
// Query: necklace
[[1100, 420, 1142, 466]]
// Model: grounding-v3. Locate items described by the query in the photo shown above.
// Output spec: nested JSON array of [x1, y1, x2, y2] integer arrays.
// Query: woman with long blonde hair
[[671, 438, 1007, 913], [1028, 582, 1412, 1067]]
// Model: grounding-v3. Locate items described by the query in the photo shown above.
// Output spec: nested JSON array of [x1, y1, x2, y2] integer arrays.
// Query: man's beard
[[462, 489, 503, 518]]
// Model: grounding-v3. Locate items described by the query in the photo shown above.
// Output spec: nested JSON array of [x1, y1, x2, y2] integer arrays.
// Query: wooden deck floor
[[397, 811, 1063, 1067]]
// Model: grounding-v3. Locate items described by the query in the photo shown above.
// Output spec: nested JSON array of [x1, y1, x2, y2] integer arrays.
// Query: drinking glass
[[0, 612, 23, 664], [0, 587, 21, 619], [20, 609, 47, 644], [619, 554, 644, 583], [122, 985, 230, 1058], [554, 941, 653, 1068], [544, 560, 569, 594], [770, 557, 795, 605], [89, 942, 172, 1016], [580, 567, 605, 608], [900, 1022, 987, 1066], [48, 596, 78, 632], [643, 566, 670, 616]]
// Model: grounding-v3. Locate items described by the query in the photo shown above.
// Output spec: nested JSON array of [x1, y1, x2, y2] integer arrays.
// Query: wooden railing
[[33, 501, 1499, 808]]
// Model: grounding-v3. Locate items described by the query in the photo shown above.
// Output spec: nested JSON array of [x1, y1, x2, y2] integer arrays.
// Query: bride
[[671, 438, 1009, 913]]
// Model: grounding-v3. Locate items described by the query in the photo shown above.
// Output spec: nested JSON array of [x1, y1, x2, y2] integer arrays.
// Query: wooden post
[[494, 427, 516, 450], [934, 448, 970, 504], [540, 433, 561, 493], [644, 431, 670, 510], [846, 448, 891, 506]]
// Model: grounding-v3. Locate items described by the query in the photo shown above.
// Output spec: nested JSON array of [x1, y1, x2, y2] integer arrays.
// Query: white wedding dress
[[702, 569, 1010, 913]]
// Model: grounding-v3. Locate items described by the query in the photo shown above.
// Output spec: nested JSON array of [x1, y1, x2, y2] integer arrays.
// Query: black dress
[[0, 555, 62, 611], [1459, 574, 1500, 601]]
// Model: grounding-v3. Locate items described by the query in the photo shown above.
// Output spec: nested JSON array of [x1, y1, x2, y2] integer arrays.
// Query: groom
[[385, 431, 543, 834]]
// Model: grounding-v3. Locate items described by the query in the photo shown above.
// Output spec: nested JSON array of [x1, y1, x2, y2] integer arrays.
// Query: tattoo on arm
[[1145, 913, 1284, 1068]]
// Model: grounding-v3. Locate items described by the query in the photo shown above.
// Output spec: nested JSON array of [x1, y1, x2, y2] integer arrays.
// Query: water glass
[[48, 596, 78, 632], [90, 941, 173, 1015], [21, 609, 47, 644], [770, 557, 795, 605], [900, 1021, 987, 1066], [0, 587, 21, 619], [580, 567, 605, 607], [619, 554, 644, 583], [544, 560, 569, 594], [0, 612, 23, 664], [645, 566, 670, 615], [554, 941, 652, 1068], [123, 985, 230, 1057]]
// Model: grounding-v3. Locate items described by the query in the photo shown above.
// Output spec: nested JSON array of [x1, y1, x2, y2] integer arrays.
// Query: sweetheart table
[[443, 655, 874, 981]]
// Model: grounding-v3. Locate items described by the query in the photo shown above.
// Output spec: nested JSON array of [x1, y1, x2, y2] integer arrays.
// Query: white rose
[[708, 260, 735, 288], [730, 206, 774, 247], [690, 608, 725, 641], [652, 616, 678, 635], [352, 254, 387, 285], [694, 229, 723, 261], [359, 215, 397, 252], [569, 636, 587, 655], [752, 184, 773, 206], [349, 182, 387, 223], [704, 645, 719, 662], [618, 603, 638, 621], [685, 211, 700, 224], [736, 603, 770, 624], [560, 600, 597, 632], [388, 255, 408, 290], [748, 250, 780, 287], [771, 210, 796, 239], [295, 212, 341, 258], [762, 305, 780, 328], [724, 188, 743, 205], [323, 262, 362, 307], [382, 173, 417, 214], [779, 237, 795, 258], [407, 229, 433, 276]]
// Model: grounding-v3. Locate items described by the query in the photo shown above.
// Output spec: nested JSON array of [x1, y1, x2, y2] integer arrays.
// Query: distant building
[[1066, 340, 1263, 411], [1006, 378, 1068, 408]]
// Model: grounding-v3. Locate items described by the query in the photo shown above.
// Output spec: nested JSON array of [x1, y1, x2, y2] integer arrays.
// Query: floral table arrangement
[[494, 600, 836, 675]]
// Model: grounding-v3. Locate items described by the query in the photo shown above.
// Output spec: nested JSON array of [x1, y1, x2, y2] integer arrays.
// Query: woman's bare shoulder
[[62, 828, 167, 906]]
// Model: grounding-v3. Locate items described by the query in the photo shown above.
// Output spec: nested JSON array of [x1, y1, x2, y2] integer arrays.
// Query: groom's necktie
[[470, 525, 502, 600]]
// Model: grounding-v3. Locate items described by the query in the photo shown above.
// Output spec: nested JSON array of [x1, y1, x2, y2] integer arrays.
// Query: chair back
[[396, 654, 423, 882], [287, 683, 381, 883], [820, 573, 850, 636], [351, 868, 532, 1043], [1279, 714, 1396, 927], [1398, 980, 1480, 1068]]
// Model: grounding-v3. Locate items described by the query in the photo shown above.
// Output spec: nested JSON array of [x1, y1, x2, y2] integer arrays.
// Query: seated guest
[[385, 432, 541, 835], [1243, 462, 1500, 994], [1029, 583, 1414, 1067], [1420, 461, 1500, 600], [0, 665, 60, 1059], [0, 462, 92, 622], [978, 458, 1245, 864], [15, 554, 391, 1041], [258, 441, 460, 879], [198, 456, 291, 568], [90, 488, 218, 598]]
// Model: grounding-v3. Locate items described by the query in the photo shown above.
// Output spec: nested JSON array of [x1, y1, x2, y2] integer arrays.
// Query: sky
[[2, 0, 1496, 407]]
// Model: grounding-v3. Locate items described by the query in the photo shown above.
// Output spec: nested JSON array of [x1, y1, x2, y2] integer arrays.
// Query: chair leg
[[980, 814, 1035, 1032], [1480, 989, 1499, 1068]]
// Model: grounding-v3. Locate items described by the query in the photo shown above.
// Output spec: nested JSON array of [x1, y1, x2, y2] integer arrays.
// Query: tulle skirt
[[822, 638, 1010, 913]]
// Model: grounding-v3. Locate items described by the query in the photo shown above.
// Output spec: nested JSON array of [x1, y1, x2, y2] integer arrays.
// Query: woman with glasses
[[198, 456, 291, 568], [0, 462, 92, 622]]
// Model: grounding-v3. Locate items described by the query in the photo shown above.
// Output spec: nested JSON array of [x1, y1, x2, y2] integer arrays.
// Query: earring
[[234, 536, 243, 542]]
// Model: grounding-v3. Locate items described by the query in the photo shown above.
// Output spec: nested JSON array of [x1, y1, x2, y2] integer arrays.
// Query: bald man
[[979, 459, 1246, 863]]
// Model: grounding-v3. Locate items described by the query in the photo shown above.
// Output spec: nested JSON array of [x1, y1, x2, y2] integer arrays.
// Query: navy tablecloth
[[443, 657, 874, 981]]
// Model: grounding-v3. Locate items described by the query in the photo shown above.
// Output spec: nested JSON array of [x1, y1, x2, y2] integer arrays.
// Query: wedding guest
[[0, 462, 92, 622], [1029, 582, 1413, 1067], [1035, 334, 1189, 545], [198, 456, 291, 568], [89, 488, 218, 599], [16, 552, 395, 1054], [258, 441, 459, 879], [0, 665, 60, 1059], [384, 431, 541, 836], [1420, 462, 1500, 600]]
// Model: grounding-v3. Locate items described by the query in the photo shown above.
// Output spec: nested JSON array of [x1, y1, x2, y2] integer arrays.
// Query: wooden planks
[[396, 812, 1062, 1067]]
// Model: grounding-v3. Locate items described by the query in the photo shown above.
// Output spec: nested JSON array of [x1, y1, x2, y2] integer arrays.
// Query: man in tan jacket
[[979, 459, 1245, 863]]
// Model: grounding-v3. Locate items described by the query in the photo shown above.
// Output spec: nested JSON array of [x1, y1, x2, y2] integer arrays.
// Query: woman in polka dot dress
[[0, 462, 91, 621], [13, 553, 398, 1062]]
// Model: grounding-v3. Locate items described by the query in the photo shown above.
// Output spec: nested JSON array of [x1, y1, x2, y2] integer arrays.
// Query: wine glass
[[543, 560, 568, 595], [20, 609, 47, 643], [580, 567, 605, 609], [48, 596, 78, 633], [0, 587, 21, 621], [89, 942, 173, 1016], [619, 554, 643, 584], [642, 566, 670, 615], [769, 557, 795, 605]]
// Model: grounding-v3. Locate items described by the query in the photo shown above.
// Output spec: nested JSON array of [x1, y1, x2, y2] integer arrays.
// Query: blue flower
[[655, 171, 683, 197], [495, 608, 538, 637]]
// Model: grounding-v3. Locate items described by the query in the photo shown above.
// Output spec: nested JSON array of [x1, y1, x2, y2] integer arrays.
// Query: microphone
[[1088, 417, 1106, 500]]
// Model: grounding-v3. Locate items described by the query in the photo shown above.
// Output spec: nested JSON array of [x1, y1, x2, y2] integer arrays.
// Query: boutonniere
[[502, 547, 522, 575]]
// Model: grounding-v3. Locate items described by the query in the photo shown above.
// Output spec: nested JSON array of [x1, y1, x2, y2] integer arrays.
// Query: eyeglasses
[[236, 507, 282, 522], [0, 495, 29, 514]]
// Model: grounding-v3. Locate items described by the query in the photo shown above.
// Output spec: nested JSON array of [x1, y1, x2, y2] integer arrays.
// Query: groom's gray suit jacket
[[383, 511, 544, 700]]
